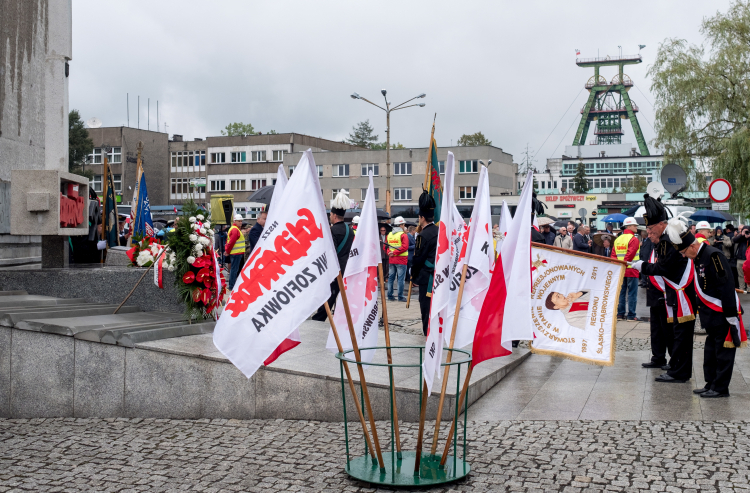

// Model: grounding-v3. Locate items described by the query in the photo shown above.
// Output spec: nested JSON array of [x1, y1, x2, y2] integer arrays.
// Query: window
[[272, 150, 284, 161], [459, 160, 478, 173], [231, 151, 246, 163], [438, 161, 445, 174], [361, 188, 379, 201], [394, 162, 412, 175], [230, 179, 246, 191], [316, 165, 323, 177], [113, 174, 122, 192], [108, 147, 122, 163], [210, 180, 226, 191], [331, 188, 349, 199], [245, 207, 263, 219], [90, 175, 102, 193], [594, 179, 600, 189], [459, 186, 477, 199], [607, 178, 613, 188], [250, 179, 267, 191], [361, 163, 379, 176], [553, 181, 557, 189], [613, 178, 620, 188], [561, 179, 568, 191], [393, 188, 412, 201], [251, 151, 266, 162], [171, 178, 191, 194], [333, 164, 350, 177], [88, 148, 102, 164], [211, 152, 225, 163], [195, 151, 206, 167], [288, 166, 295, 176]]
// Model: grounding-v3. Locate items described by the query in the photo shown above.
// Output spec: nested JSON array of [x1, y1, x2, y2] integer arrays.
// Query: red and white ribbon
[[695, 277, 747, 348], [153, 247, 165, 289], [648, 250, 695, 323]]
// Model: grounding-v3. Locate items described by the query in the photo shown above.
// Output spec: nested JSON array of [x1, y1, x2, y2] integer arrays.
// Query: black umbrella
[[246, 185, 275, 204], [621, 205, 640, 217], [553, 220, 569, 228], [344, 209, 391, 221], [378, 222, 393, 234]]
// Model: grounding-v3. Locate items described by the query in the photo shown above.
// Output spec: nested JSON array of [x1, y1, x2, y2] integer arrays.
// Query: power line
[[632, 84, 655, 109], [532, 87, 585, 161], [548, 114, 581, 159]]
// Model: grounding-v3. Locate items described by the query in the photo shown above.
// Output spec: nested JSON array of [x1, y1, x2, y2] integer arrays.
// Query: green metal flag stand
[[335, 345, 472, 487]]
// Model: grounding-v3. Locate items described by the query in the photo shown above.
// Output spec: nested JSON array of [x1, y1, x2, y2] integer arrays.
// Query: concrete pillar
[[41, 236, 69, 269], [44, 0, 72, 173]]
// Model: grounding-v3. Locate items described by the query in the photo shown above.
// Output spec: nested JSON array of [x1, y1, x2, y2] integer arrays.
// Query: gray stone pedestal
[[41, 236, 68, 268]]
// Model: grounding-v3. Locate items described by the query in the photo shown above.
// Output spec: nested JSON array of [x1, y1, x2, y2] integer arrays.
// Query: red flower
[[126, 247, 138, 263], [196, 267, 210, 283], [193, 256, 210, 268], [192, 288, 202, 302], [201, 288, 211, 305], [183, 271, 195, 284]]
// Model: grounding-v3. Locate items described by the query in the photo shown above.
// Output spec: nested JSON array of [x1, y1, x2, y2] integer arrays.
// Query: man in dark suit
[[681, 239, 743, 398], [411, 191, 438, 335], [573, 226, 592, 253]]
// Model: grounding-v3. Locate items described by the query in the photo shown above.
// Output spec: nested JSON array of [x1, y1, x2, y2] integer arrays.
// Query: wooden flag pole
[[413, 381, 430, 473], [405, 282, 413, 308], [324, 301, 377, 461], [377, 263, 402, 458], [430, 264, 469, 455], [337, 274, 386, 471], [439, 363, 473, 467], [113, 248, 166, 314]]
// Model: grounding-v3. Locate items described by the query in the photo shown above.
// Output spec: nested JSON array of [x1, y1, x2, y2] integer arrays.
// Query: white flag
[[213, 150, 339, 378], [423, 152, 457, 396], [326, 173, 381, 364], [498, 170, 535, 350], [452, 166, 495, 349], [444, 203, 468, 345]]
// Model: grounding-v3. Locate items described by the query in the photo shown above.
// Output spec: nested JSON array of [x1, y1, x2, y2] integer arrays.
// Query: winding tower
[[572, 54, 650, 156]]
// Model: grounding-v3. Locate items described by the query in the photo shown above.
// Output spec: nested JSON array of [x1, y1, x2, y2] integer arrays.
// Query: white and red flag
[[213, 151, 339, 378], [423, 152, 457, 395], [444, 203, 468, 343], [451, 166, 495, 349], [325, 173, 381, 364], [471, 171, 535, 366]]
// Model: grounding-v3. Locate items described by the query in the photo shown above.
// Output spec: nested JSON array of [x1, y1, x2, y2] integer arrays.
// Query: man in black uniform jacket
[[411, 190, 438, 336], [681, 238, 744, 398], [640, 235, 673, 370], [631, 195, 696, 383], [531, 193, 546, 244], [311, 190, 354, 321]]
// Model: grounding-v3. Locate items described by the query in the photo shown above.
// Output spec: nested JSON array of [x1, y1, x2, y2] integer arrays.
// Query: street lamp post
[[351, 90, 426, 213]]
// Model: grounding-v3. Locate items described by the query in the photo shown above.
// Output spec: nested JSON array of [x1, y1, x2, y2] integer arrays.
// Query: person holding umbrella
[[613, 217, 641, 321]]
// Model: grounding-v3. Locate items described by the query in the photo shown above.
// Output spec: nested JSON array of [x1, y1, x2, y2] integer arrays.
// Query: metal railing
[[576, 55, 642, 64], [582, 104, 639, 114]]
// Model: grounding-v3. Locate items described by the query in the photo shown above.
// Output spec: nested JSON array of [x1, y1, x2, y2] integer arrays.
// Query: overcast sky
[[71, 0, 731, 167]]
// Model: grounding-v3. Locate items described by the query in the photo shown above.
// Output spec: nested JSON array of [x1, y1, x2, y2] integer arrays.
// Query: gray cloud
[[70, 0, 730, 165]]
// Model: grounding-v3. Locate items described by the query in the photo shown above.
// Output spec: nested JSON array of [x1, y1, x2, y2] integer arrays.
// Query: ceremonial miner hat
[[330, 189, 352, 217], [642, 194, 668, 226], [531, 193, 546, 220], [666, 217, 695, 251], [418, 188, 436, 219]]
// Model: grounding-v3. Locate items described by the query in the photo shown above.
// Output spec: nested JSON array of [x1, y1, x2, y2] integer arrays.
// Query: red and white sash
[[648, 250, 695, 323], [695, 278, 748, 348]]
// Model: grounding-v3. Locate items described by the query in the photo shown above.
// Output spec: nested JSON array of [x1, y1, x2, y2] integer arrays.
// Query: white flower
[[204, 221, 211, 228], [193, 224, 200, 230], [206, 229, 215, 237], [187, 256, 196, 264], [167, 265, 176, 272], [199, 227, 206, 235], [189, 217, 196, 223], [189, 234, 198, 242], [136, 250, 154, 267], [197, 214, 204, 221], [169, 252, 176, 263], [195, 243, 203, 251], [150, 244, 160, 255], [197, 250, 204, 257], [199, 237, 210, 246]]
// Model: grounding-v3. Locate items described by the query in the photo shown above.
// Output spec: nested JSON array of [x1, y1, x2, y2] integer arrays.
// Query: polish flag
[[261, 164, 302, 366], [213, 150, 339, 378], [325, 172, 381, 365], [472, 171, 535, 366], [445, 203, 468, 344], [173, 206, 178, 214], [451, 166, 495, 349], [576, 49, 581, 55], [423, 152, 458, 395], [533, 213, 540, 232]]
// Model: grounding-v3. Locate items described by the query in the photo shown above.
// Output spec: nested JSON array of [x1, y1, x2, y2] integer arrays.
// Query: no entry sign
[[708, 179, 732, 203]]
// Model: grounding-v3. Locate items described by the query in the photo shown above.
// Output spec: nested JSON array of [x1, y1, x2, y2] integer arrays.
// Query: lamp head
[[479, 160, 485, 166], [381, 89, 387, 96], [418, 93, 426, 98], [350, 92, 360, 99], [418, 103, 425, 107], [488, 159, 492, 165], [639, 44, 646, 50]]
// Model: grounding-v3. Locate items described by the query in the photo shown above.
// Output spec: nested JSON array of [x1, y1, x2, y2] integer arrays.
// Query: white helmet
[[233, 214, 244, 221], [393, 216, 406, 226], [622, 217, 638, 227], [352, 215, 360, 224], [695, 221, 712, 231]]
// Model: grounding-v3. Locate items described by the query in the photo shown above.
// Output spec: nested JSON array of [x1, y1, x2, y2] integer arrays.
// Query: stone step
[[113, 322, 215, 347], [0, 295, 88, 308], [0, 304, 141, 327], [16, 312, 186, 336], [76, 320, 192, 343], [0, 290, 28, 296]]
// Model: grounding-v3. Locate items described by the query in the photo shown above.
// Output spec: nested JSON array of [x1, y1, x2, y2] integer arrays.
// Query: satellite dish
[[86, 117, 102, 129], [660, 163, 687, 195], [646, 181, 665, 199]]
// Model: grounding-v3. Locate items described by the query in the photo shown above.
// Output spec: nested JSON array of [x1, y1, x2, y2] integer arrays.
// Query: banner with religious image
[[529, 244, 625, 366]]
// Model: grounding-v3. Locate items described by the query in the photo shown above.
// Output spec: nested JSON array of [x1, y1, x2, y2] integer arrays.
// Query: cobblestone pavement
[[3, 417, 750, 492]]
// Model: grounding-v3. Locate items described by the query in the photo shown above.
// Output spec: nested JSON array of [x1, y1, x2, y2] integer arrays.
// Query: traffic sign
[[578, 207, 588, 218], [712, 202, 730, 211], [708, 178, 732, 203]]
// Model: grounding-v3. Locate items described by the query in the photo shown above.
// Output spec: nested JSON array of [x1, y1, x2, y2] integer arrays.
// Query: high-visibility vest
[[228, 225, 246, 255], [386, 231, 408, 257], [696, 234, 709, 244], [614, 232, 640, 262]]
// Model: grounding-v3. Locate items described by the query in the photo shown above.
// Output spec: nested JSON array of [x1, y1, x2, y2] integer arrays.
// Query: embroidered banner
[[529, 244, 625, 366]]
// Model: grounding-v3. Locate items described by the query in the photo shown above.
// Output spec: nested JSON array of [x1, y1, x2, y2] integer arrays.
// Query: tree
[[371, 141, 405, 150], [68, 109, 94, 178], [457, 131, 492, 146], [267, 129, 278, 135], [649, 1, 750, 212], [572, 161, 590, 193], [346, 120, 378, 148], [619, 176, 649, 193], [221, 122, 255, 136]]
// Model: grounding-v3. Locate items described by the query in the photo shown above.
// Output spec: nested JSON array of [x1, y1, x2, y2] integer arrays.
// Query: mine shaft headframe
[[572, 54, 650, 156]]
